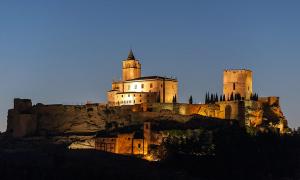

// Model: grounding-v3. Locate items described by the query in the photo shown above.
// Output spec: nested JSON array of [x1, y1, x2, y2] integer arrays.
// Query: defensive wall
[[6, 96, 288, 138]]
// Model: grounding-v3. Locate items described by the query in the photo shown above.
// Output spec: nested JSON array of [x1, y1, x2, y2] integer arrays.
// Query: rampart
[[7, 96, 289, 137]]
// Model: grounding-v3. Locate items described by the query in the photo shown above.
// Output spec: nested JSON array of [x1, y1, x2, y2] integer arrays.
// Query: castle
[[107, 50, 178, 106], [6, 50, 289, 146]]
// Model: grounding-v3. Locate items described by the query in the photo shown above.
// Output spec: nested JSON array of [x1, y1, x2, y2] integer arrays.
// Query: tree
[[230, 92, 234, 101], [189, 95, 193, 104], [172, 95, 177, 103]]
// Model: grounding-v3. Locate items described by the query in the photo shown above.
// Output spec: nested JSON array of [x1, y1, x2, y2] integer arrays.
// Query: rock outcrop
[[6, 97, 289, 138]]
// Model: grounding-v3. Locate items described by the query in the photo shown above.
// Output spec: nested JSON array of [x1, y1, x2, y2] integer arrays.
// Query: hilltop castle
[[6, 50, 289, 139]]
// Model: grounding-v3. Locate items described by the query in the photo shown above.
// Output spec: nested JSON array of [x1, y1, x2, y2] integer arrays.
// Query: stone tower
[[122, 50, 141, 81], [223, 69, 253, 100]]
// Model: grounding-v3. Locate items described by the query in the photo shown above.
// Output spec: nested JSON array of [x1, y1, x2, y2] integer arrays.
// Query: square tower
[[122, 50, 141, 81], [223, 69, 253, 100]]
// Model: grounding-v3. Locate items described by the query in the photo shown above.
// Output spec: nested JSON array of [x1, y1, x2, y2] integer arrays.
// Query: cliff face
[[244, 97, 289, 133], [7, 97, 289, 138], [6, 99, 193, 137], [7, 100, 138, 137]]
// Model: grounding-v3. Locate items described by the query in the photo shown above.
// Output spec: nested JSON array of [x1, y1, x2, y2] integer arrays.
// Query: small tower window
[[233, 83, 236, 90], [150, 83, 153, 88]]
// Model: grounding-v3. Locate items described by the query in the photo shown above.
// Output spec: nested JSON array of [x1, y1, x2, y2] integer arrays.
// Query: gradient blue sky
[[0, 0, 300, 131]]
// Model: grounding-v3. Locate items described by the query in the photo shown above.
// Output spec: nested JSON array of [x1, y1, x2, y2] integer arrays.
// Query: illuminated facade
[[223, 69, 253, 100], [95, 122, 151, 155], [107, 50, 178, 106]]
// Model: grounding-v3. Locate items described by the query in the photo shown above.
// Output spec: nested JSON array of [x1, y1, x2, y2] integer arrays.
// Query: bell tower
[[122, 50, 141, 81]]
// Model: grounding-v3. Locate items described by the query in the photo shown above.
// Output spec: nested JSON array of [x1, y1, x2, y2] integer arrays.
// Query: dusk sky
[[1, 0, 300, 131]]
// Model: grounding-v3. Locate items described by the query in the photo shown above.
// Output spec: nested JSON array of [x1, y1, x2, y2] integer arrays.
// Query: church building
[[107, 50, 178, 106]]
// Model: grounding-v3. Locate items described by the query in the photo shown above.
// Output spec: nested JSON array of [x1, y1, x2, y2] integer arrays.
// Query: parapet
[[14, 98, 32, 113], [224, 69, 252, 73]]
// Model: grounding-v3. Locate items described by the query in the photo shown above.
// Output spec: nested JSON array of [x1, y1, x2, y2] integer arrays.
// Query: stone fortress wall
[[7, 95, 288, 138]]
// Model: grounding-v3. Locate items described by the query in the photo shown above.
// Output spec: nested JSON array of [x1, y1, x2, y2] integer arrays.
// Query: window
[[134, 94, 136, 97], [150, 83, 153, 88], [233, 83, 236, 90], [145, 124, 149, 129], [128, 94, 130, 97], [138, 144, 141, 148], [141, 84, 144, 88], [140, 100, 142, 102], [161, 84, 163, 88], [135, 84, 137, 89], [128, 85, 130, 90]]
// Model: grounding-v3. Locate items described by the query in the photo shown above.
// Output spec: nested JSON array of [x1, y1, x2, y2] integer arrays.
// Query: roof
[[96, 124, 142, 138], [127, 49, 135, 60], [127, 76, 177, 82]]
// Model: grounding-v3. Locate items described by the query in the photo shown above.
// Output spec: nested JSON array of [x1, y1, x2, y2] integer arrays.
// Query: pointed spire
[[127, 49, 135, 60]]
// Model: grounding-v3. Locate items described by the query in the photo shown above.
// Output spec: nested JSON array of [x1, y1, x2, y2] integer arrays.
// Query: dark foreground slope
[[0, 148, 179, 180]]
